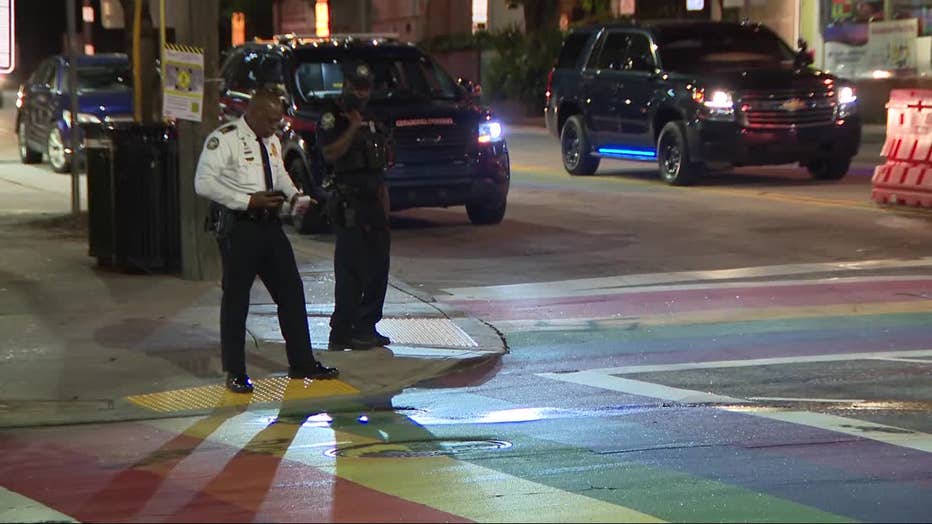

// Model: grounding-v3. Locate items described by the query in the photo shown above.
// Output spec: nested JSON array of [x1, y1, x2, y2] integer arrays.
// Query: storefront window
[[821, 0, 932, 78]]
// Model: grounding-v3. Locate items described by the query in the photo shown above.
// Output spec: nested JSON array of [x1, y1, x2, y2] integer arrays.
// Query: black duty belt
[[232, 208, 280, 223]]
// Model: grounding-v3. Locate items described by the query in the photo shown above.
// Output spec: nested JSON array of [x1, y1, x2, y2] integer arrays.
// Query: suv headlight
[[478, 120, 503, 144], [693, 88, 735, 121], [62, 109, 101, 124]]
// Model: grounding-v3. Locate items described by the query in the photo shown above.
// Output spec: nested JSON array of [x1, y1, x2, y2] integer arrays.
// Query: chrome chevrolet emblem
[[781, 98, 807, 112]]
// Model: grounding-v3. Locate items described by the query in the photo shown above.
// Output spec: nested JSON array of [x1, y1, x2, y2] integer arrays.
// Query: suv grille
[[392, 125, 473, 163], [738, 87, 836, 129]]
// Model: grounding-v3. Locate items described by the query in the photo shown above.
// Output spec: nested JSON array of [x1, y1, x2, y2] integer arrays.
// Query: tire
[[466, 199, 507, 225], [287, 157, 329, 234], [47, 127, 71, 173], [657, 121, 702, 186], [805, 156, 851, 180], [18, 121, 41, 164], [560, 115, 600, 175]]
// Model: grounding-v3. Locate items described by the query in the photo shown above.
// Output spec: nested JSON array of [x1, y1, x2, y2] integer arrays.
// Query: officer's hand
[[347, 110, 363, 130], [248, 191, 286, 209]]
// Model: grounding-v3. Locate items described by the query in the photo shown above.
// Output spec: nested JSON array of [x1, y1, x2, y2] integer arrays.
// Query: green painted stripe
[[423, 424, 855, 524]]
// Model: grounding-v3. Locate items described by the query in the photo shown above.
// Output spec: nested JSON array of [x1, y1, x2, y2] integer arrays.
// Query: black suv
[[545, 21, 862, 185], [219, 35, 510, 231]]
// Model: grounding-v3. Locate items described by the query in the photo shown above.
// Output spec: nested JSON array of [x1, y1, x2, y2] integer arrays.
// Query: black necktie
[[257, 137, 274, 191]]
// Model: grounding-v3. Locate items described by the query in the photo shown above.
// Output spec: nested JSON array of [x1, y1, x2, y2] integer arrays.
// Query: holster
[[206, 202, 236, 239]]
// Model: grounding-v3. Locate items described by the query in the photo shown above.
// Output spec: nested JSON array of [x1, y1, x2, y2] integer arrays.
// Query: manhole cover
[[326, 438, 512, 458]]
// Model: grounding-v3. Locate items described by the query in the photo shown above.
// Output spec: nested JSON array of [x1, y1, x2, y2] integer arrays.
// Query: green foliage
[[481, 28, 564, 114]]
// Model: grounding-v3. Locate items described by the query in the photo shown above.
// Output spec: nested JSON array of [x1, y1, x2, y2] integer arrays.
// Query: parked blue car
[[16, 53, 133, 172]]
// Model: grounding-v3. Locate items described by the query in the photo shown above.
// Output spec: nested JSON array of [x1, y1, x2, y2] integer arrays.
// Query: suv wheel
[[805, 156, 851, 181], [47, 127, 71, 173], [466, 199, 506, 225], [288, 158, 329, 233], [18, 122, 41, 164], [657, 121, 701, 186], [561, 115, 600, 175]]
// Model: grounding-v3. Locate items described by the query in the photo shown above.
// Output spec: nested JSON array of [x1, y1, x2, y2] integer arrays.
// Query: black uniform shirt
[[317, 99, 388, 181]]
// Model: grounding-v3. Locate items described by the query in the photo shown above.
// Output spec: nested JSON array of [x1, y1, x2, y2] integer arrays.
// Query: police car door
[[584, 31, 628, 149], [611, 31, 659, 149]]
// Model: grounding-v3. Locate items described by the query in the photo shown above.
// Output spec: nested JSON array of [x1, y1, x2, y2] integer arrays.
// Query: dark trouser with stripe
[[218, 218, 316, 376], [329, 224, 391, 340]]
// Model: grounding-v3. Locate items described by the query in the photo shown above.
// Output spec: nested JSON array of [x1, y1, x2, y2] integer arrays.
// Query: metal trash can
[[84, 123, 180, 272]]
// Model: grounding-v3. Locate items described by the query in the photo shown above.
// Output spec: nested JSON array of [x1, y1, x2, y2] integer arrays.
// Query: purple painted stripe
[[447, 278, 932, 321]]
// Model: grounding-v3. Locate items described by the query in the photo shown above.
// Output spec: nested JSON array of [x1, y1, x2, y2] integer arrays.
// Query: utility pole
[[66, 0, 81, 215], [175, 0, 221, 280]]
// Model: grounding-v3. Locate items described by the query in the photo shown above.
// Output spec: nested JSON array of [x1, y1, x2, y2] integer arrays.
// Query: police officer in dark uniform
[[195, 87, 339, 393], [317, 62, 393, 351]]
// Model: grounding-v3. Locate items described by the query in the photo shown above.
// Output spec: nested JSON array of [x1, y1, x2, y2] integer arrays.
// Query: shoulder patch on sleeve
[[206, 136, 220, 150], [321, 112, 335, 130], [219, 124, 237, 134]]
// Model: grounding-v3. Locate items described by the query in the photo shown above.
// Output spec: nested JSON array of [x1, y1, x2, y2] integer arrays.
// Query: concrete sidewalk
[[0, 149, 506, 429]]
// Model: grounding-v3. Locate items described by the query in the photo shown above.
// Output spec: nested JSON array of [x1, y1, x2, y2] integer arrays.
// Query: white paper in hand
[[292, 195, 314, 216]]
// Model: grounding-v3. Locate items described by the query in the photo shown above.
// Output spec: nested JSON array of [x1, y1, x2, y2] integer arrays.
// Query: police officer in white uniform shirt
[[195, 87, 338, 394]]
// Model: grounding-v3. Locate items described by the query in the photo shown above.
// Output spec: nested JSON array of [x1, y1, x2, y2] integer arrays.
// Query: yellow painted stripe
[[126, 377, 359, 413], [510, 163, 932, 217], [497, 299, 932, 332]]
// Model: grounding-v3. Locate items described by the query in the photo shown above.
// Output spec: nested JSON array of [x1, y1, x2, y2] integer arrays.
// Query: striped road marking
[[442, 259, 932, 301], [539, 349, 932, 455], [0, 487, 78, 523], [148, 414, 665, 523]]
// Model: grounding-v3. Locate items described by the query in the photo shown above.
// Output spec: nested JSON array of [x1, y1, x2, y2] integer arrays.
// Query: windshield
[[294, 55, 461, 103], [67, 64, 133, 93], [657, 26, 796, 72]]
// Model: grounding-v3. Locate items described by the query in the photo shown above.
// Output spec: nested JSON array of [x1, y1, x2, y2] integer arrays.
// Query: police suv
[[220, 34, 511, 232], [545, 21, 862, 185]]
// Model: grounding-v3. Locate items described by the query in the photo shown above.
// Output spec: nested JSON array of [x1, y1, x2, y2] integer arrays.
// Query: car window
[[220, 50, 243, 91], [596, 32, 628, 70], [62, 63, 132, 93], [657, 25, 795, 72], [556, 32, 592, 69], [236, 49, 263, 91], [30, 60, 56, 90], [293, 54, 459, 104], [584, 33, 604, 70], [624, 33, 655, 72]]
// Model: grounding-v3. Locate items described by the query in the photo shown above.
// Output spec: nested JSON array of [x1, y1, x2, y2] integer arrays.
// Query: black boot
[[225, 373, 254, 394], [288, 361, 340, 380]]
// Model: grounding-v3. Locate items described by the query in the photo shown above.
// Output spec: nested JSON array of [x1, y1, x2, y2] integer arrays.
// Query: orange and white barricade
[[873, 89, 932, 208]]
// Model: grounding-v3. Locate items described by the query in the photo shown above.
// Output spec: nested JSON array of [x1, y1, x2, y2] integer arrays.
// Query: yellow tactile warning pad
[[376, 318, 478, 348], [126, 377, 359, 413]]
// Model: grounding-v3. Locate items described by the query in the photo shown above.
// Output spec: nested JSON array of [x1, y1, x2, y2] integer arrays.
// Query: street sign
[[0, 0, 14, 74], [162, 42, 204, 122]]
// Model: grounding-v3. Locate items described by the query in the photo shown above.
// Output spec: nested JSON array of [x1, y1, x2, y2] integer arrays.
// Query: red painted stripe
[[446, 278, 932, 321], [0, 422, 471, 523]]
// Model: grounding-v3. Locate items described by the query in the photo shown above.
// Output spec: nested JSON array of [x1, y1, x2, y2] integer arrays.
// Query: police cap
[[343, 61, 374, 89]]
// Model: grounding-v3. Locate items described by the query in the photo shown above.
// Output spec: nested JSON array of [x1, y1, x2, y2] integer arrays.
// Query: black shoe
[[347, 332, 390, 349], [365, 330, 391, 346], [225, 373, 254, 394], [288, 361, 339, 380], [328, 334, 377, 351]]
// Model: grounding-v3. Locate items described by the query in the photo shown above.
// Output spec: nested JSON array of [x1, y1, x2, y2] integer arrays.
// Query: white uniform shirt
[[194, 117, 299, 211]]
